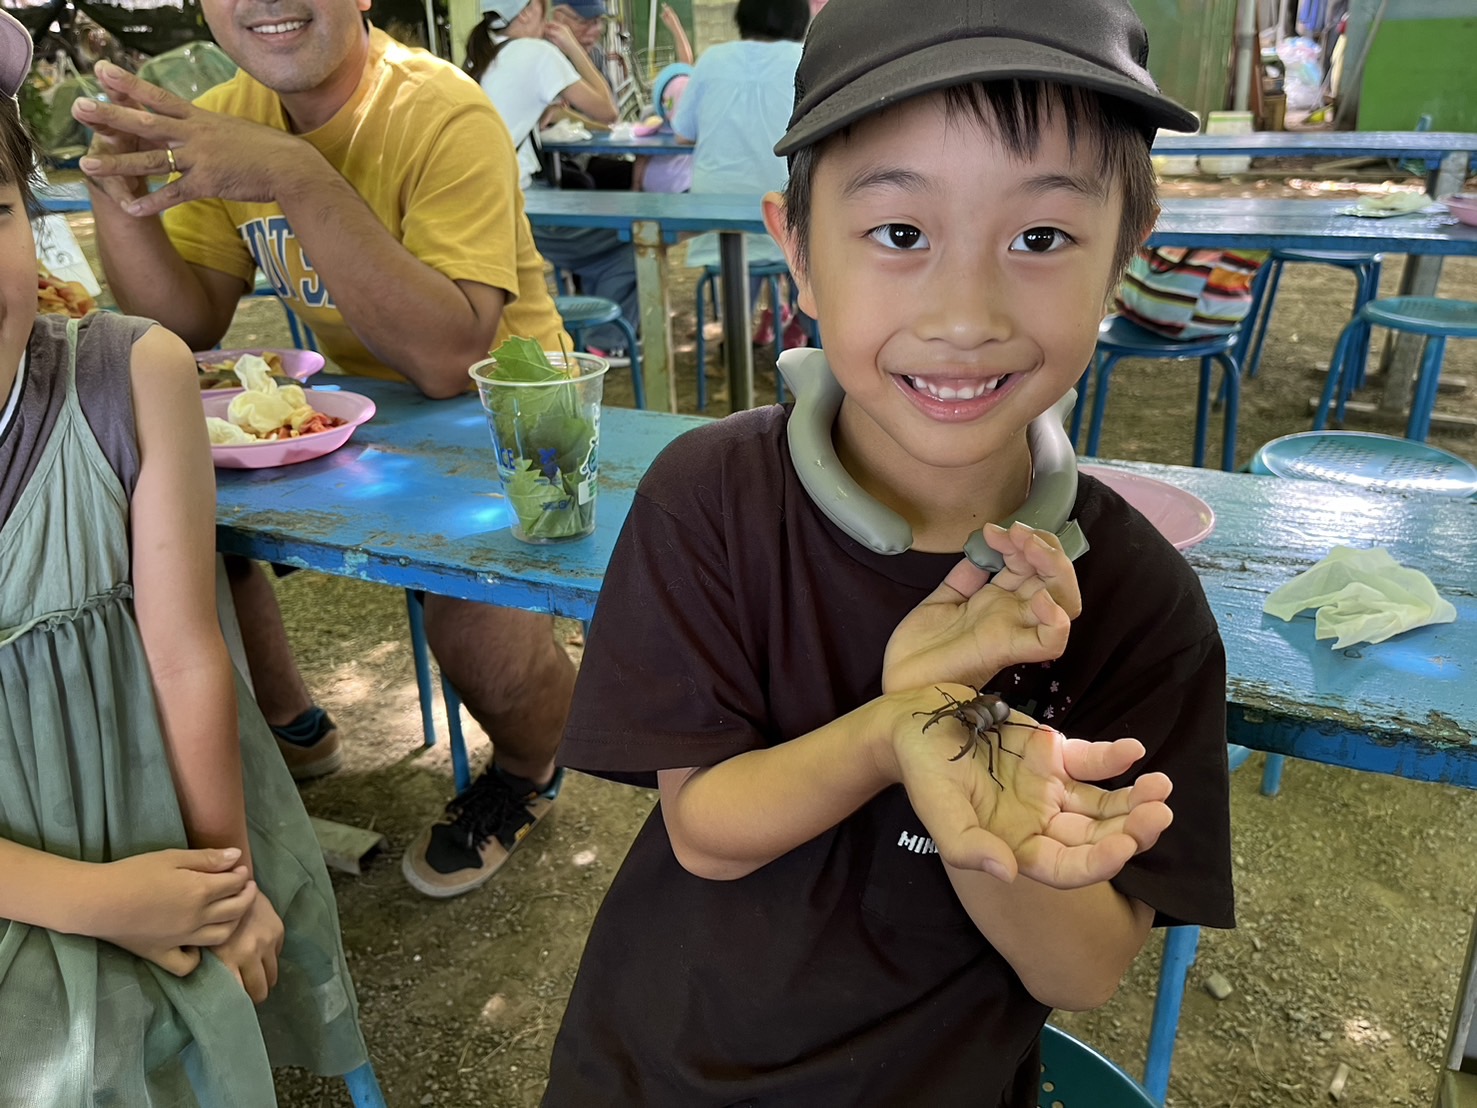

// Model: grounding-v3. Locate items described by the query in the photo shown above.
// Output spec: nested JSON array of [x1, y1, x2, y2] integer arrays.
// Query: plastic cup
[[468, 351, 610, 544]]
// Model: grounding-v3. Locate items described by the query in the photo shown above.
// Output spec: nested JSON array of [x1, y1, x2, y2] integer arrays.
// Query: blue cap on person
[[774, 0, 1198, 156], [1, 9, 33, 104], [555, 0, 608, 19]]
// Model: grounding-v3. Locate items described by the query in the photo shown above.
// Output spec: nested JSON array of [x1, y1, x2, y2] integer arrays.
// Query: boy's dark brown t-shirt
[[544, 405, 1234, 1107]]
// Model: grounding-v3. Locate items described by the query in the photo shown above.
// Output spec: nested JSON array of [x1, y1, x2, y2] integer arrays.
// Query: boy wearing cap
[[543, 0, 1234, 1103]]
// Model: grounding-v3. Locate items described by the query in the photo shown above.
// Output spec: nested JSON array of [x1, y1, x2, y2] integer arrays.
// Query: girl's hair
[[736, 0, 810, 41], [0, 102, 38, 216], [463, 13, 515, 84]]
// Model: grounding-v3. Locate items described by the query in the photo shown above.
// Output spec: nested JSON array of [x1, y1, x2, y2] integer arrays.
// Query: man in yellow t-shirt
[[79, 0, 578, 900]]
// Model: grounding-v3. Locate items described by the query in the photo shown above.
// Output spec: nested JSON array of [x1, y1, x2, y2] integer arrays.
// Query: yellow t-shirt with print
[[163, 27, 566, 382]]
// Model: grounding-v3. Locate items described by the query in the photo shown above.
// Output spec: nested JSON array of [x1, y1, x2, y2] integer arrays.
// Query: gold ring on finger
[[165, 148, 178, 174]]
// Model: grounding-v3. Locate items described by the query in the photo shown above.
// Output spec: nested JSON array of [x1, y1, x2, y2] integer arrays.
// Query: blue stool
[[248, 278, 318, 352], [554, 295, 645, 410], [1073, 316, 1243, 470], [1040, 1024, 1157, 1106], [1251, 430, 1477, 496], [694, 261, 806, 410], [1240, 250, 1382, 385], [344, 1061, 389, 1107], [1315, 296, 1477, 442]]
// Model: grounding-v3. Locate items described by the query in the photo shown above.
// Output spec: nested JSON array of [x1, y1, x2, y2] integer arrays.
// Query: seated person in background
[[540, 0, 1234, 1102], [631, 3, 696, 196], [468, 0, 638, 362], [76, 0, 578, 899], [670, 0, 809, 349]]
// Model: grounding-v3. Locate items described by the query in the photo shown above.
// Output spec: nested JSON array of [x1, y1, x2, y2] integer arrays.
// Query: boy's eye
[[1009, 227, 1073, 253], [868, 224, 929, 251]]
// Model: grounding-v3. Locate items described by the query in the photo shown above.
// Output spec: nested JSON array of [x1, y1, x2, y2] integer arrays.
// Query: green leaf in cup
[[485, 338, 599, 539]]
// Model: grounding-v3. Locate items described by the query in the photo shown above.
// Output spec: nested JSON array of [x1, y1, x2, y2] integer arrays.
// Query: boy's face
[[770, 94, 1124, 479], [0, 179, 34, 380]]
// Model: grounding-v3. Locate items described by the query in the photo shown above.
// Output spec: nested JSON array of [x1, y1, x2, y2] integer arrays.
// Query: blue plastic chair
[[554, 294, 645, 410], [344, 1061, 389, 1107], [1314, 296, 1477, 442], [1239, 250, 1382, 387], [694, 261, 814, 410], [1040, 1023, 1157, 1106], [1072, 315, 1243, 470], [248, 277, 318, 352]]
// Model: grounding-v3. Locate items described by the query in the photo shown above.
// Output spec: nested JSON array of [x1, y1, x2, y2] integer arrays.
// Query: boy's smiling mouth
[[902, 374, 1009, 401]]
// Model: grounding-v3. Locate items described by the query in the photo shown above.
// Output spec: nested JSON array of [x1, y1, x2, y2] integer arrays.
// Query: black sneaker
[[401, 766, 564, 898]]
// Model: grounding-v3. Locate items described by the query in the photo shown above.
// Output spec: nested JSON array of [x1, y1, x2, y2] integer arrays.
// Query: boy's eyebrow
[[839, 166, 935, 200], [1016, 171, 1111, 202]]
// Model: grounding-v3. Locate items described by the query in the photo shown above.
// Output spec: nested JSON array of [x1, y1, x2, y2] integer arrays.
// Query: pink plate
[[1445, 194, 1477, 227], [195, 348, 326, 383], [1080, 464, 1215, 550], [204, 390, 376, 469]]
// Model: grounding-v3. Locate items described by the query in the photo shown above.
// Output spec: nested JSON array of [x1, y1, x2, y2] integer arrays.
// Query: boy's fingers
[[1060, 736, 1146, 783], [184, 846, 244, 873], [160, 946, 202, 977], [940, 556, 991, 600], [906, 776, 1016, 880], [1019, 832, 1138, 889]]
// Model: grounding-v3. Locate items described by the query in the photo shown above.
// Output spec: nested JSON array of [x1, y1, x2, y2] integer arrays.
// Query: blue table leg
[[405, 591, 437, 748], [1145, 924, 1201, 1104]]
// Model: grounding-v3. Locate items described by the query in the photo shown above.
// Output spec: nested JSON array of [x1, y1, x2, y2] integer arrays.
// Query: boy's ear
[[762, 191, 817, 319]]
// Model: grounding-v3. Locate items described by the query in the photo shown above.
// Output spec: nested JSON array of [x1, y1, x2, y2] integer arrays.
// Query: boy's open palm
[[92, 848, 257, 978], [212, 893, 285, 1004], [883, 523, 1081, 694], [891, 690, 1172, 889]]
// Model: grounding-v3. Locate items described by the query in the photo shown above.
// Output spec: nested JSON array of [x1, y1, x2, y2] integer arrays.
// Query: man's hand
[[74, 60, 321, 218], [88, 847, 257, 977], [211, 890, 285, 1003], [883, 688, 1173, 888], [882, 521, 1082, 694]]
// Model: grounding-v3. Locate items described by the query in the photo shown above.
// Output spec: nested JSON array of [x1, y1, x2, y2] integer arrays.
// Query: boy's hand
[[89, 848, 257, 977], [884, 688, 1172, 889], [882, 522, 1081, 694], [212, 892, 285, 1004]]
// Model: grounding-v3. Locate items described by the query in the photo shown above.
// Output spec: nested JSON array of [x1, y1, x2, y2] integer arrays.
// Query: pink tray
[[195, 348, 326, 383], [205, 389, 376, 469], [1081, 464, 1215, 550]]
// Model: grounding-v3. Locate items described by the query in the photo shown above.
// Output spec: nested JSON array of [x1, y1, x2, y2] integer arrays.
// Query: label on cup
[[578, 479, 592, 505]]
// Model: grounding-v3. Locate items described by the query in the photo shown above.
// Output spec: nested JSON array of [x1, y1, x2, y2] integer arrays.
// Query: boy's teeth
[[906, 375, 1005, 401], [254, 20, 306, 33]]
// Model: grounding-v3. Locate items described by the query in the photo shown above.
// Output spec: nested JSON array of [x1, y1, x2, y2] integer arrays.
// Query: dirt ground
[[66, 168, 1477, 1107]]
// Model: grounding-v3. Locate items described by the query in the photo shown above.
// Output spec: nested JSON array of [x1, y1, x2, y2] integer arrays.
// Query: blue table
[[216, 379, 1477, 783], [542, 130, 1477, 169], [540, 130, 690, 158], [521, 191, 1477, 415]]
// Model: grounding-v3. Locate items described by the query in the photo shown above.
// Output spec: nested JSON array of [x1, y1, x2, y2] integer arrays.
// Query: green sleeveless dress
[[0, 319, 367, 1106]]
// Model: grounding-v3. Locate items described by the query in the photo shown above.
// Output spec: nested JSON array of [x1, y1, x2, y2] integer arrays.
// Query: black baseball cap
[[774, 0, 1197, 157]]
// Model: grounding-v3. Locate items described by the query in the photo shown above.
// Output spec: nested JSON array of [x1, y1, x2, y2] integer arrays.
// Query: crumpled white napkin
[[1263, 546, 1457, 649], [539, 118, 593, 144]]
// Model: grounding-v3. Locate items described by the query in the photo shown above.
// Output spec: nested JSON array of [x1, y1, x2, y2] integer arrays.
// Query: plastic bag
[[1276, 36, 1323, 111]]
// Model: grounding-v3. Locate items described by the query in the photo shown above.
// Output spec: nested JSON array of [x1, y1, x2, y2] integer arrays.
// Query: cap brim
[[1, 9, 34, 101], [775, 36, 1198, 157]]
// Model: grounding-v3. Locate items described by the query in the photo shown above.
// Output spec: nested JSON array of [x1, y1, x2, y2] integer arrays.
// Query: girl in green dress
[[1, 13, 367, 1103]]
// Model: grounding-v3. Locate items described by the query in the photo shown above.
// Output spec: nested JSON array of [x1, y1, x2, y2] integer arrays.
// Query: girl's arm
[[127, 325, 249, 869], [660, 3, 695, 64], [543, 22, 619, 123], [127, 325, 285, 999], [0, 838, 255, 977]]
